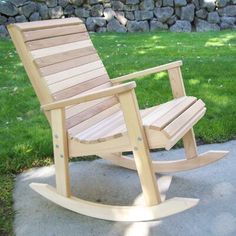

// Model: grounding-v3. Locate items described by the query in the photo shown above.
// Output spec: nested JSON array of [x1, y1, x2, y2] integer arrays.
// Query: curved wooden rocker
[[8, 18, 227, 221], [30, 183, 198, 222], [99, 151, 228, 173]]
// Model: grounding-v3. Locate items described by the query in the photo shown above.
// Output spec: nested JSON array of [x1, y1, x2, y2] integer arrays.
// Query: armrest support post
[[118, 89, 161, 206], [167, 66, 198, 159], [167, 66, 186, 98]]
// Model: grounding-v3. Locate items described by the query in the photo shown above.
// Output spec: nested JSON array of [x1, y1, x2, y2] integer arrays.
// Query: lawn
[[0, 30, 236, 235]]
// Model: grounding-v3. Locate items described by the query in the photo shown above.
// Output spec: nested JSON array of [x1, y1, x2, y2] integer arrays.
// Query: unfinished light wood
[[168, 66, 198, 159], [99, 151, 229, 173], [118, 89, 161, 206], [9, 18, 228, 222], [30, 183, 199, 222], [111, 61, 183, 84], [51, 109, 71, 197]]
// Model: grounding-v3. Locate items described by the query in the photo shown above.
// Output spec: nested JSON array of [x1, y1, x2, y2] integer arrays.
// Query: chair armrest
[[41, 81, 136, 111], [111, 61, 182, 84]]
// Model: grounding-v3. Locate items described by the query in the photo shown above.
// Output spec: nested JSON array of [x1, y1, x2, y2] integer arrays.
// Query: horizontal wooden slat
[[65, 85, 113, 121], [40, 53, 99, 76], [23, 24, 86, 42], [46, 60, 104, 85], [49, 67, 107, 94], [166, 108, 206, 150], [27, 32, 89, 51], [78, 110, 124, 141], [163, 100, 205, 138], [31, 40, 92, 59], [68, 104, 121, 136], [67, 97, 118, 129], [34, 46, 96, 68], [143, 97, 186, 127], [14, 18, 82, 31], [150, 96, 197, 130], [53, 74, 109, 100]]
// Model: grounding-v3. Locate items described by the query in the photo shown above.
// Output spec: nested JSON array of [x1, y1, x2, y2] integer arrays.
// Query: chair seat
[[68, 96, 206, 149]]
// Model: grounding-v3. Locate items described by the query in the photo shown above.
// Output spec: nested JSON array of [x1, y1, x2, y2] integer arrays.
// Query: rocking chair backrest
[[8, 18, 118, 129]]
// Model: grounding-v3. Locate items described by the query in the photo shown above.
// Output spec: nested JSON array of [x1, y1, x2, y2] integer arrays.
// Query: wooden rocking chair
[[8, 18, 228, 222]]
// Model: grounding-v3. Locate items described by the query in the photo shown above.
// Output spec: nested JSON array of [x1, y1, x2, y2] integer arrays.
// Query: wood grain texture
[[27, 32, 89, 50], [14, 18, 82, 31], [34, 46, 96, 68], [23, 24, 86, 42]]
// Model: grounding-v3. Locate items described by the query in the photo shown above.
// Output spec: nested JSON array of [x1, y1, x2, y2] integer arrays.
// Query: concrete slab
[[14, 141, 236, 236]]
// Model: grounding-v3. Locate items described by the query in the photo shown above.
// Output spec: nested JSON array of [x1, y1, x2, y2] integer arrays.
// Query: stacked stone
[[0, 0, 236, 36]]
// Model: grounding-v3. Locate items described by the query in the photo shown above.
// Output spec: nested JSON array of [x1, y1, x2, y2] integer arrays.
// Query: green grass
[[0, 30, 236, 234]]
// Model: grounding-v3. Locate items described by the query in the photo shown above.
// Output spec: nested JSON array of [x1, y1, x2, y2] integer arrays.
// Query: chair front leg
[[51, 108, 71, 197], [118, 89, 161, 206], [168, 66, 198, 160]]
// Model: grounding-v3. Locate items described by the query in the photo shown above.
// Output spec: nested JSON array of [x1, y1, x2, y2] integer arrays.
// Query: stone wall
[[0, 0, 236, 36]]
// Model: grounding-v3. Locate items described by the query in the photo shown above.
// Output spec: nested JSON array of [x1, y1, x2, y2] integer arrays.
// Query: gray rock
[[86, 17, 106, 31], [88, 0, 102, 5], [174, 0, 187, 7], [116, 11, 127, 25], [21, 2, 37, 18], [7, 16, 16, 24], [64, 4, 75, 15], [126, 0, 139, 5], [104, 2, 111, 7], [154, 7, 174, 22], [39, 4, 49, 20], [107, 18, 127, 32], [91, 4, 103, 16], [192, 0, 200, 10], [0, 15, 7, 24], [207, 11, 220, 23], [112, 1, 124, 10], [127, 20, 149, 32], [29, 12, 41, 21], [218, 6, 236, 17], [48, 6, 64, 18], [0, 1, 18, 16], [135, 10, 153, 20], [140, 0, 154, 10], [125, 11, 135, 20], [220, 22, 234, 29], [75, 8, 90, 18], [70, 0, 84, 6], [195, 19, 220, 31], [201, 1, 215, 12], [104, 8, 115, 21], [15, 15, 27, 22], [221, 16, 235, 25], [96, 26, 107, 32], [220, 16, 235, 29], [216, 0, 228, 8], [170, 20, 192, 32], [0, 25, 8, 38], [150, 20, 168, 31], [155, 0, 162, 7], [46, 0, 58, 8], [58, 0, 70, 7], [9, 0, 28, 8], [123, 4, 139, 11], [175, 7, 181, 18], [167, 15, 177, 25], [181, 4, 195, 22], [196, 9, 208, 19], [162, 0, 174, 6]]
